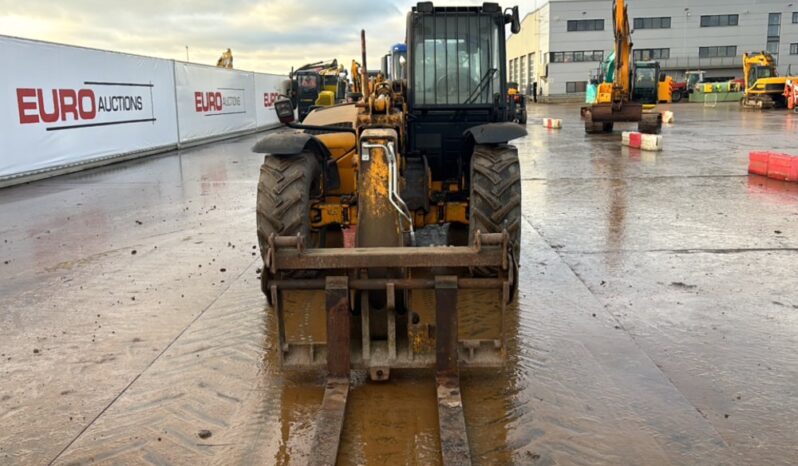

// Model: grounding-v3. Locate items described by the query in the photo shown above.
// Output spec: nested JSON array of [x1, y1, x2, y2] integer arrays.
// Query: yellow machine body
[[741, 51, 795, 109], [315, 90, 336, 107], [658, 76, 673, 103], [597, 82, 614, 103], [302, 103, 470, 232], [216, 48, 233, 68]]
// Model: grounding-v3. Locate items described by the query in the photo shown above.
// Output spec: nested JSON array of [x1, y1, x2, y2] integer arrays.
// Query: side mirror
[[274, 98, 295, 124], [505, 6, 521, 34]]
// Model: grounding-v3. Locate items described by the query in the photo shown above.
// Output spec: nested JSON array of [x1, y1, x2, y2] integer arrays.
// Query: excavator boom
[[612, 0, 631, 101]]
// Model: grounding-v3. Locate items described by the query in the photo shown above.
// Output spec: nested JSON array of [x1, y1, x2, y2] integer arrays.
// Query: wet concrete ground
[[1, 102, 797, 465]]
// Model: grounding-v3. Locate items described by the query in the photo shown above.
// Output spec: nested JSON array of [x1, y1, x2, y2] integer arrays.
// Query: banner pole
[[172, 60, 183, 147]]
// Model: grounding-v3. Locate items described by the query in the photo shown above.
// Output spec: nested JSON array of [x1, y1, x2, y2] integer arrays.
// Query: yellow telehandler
[[252, 3, 524, 463]]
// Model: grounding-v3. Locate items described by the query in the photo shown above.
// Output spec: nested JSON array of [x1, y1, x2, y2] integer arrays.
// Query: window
[[768, 13, 781, 38], [791, 43, 798, 55], [567, 19, 604, 31], [549, 50, 603, 63], [794, 12, 798, 23], [566, 81, 587, 93], [412, 14, 501, 105], [633, 48, 670, 61], [699, 46, 737, 58], [700, 14, 739, 27], [633, 17, 671, 29], [527, 53, 535, 83], [767, 13, 781, 60]]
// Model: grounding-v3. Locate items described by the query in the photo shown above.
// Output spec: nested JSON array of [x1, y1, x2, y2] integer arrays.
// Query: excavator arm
[[612, 0, 632, 103], [583, 0, 661, 134]]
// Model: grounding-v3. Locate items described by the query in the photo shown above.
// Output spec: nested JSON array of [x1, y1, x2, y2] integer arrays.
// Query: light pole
[[185, 46, 190, 62]]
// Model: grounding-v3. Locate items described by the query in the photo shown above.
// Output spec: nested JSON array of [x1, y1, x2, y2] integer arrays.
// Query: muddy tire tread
[[256, 153, 320, 282], [469, 144, 522, 263]]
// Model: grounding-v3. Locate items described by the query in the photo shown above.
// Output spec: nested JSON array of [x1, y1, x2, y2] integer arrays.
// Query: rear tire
[[256, 152, 321, 296], [671, 90, 682, 103], [469, 144, 522, 301]]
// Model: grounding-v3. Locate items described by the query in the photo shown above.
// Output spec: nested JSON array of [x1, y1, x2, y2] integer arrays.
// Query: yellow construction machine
[[252, 2, 523, 463], [583, 0, 662, 134], [290, 59, 349, 121], [350, 59, 366, 97], [741, 51, 790, 109], [216, 48, 233, 68]]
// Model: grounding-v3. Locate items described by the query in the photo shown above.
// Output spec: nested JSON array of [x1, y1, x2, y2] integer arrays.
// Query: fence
[[0, 35, 287, 186]]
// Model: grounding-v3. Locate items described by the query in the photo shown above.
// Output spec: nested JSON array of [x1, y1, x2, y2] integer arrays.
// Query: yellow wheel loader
[[252, 2, 524, 463]]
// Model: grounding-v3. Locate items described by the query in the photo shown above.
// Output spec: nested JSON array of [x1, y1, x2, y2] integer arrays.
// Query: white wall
[[254, 74, 289, 129], [1, 35, 178, 179], [174, 63, 257, 144]]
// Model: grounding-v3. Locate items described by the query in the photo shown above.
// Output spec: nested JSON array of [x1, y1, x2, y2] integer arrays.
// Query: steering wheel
[[435, 72, 480, 102]]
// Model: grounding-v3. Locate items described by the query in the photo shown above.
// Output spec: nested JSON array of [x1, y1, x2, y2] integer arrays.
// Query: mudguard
[[251, 130, 340, 189], [463, 122, 527, 144], [252, 130, 331, 158]]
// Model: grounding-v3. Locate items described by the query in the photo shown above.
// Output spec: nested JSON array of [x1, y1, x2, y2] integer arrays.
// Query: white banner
[[174, 63, 256, 143], [254, 73, 288, 128], [0, 36, 178, 178]]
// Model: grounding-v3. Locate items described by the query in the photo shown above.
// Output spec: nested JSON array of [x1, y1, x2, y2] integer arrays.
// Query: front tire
[[256, 152, 321, 296], [469, 144, 522, 300]]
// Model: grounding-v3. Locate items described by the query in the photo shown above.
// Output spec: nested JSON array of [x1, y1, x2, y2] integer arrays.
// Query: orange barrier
[[749, 151, 798, 182], [748, 151, 771, 176], [767, 153, 798, 182]]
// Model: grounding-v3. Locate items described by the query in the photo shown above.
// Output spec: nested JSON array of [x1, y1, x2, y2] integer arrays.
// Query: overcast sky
[[0, 0, 534, 75]]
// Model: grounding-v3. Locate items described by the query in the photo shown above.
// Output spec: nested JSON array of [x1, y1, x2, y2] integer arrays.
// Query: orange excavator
[[583, 0, 661, 134]]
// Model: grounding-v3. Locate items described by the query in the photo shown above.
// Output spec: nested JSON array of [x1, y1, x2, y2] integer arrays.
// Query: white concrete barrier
[[622, 131, 663, 151], [542, 118, 562, 129]]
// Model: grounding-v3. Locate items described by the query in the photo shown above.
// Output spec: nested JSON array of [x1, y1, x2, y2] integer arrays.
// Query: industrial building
[[508, 0, 798, 98]]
